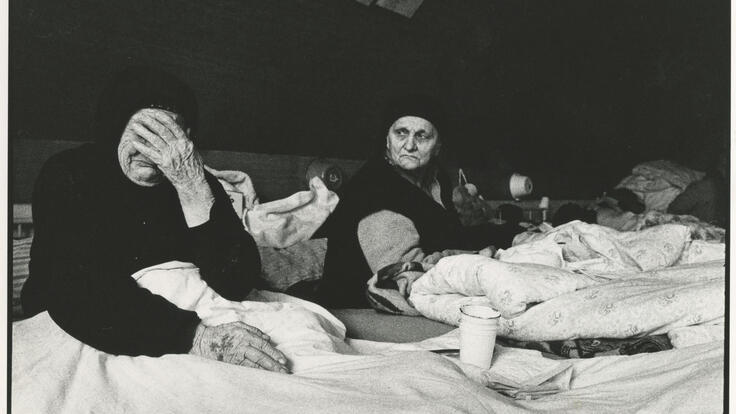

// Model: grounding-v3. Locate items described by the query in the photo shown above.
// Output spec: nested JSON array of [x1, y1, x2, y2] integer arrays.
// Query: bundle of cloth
[[596, 209, 726, 243], [205, 166, 338, 292], [614, 160, 705, 212], [592, 160, 727, 234], [366, 221, 724, 358], [206, 165, 339, 249]]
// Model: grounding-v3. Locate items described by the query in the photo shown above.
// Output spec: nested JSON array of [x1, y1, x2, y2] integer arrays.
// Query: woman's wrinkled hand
[[127, 108, 206, 191], [189, 322, 291, 374]]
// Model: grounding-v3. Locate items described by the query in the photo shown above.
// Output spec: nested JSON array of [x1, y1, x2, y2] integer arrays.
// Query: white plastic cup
[[459, 304, 500, 369]]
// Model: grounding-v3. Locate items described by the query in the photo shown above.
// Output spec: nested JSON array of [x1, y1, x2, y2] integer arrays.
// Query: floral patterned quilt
[[408, 222, 725, 345]]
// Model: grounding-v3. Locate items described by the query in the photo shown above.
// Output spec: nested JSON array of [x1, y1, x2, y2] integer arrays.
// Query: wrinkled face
[[117, 108, 182, 187], [386, 116, 440, 172]]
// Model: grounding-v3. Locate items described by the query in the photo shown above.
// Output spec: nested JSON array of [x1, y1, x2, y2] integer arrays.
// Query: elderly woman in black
[[22, 67, 289, 373], [315, 95, 522, 308]]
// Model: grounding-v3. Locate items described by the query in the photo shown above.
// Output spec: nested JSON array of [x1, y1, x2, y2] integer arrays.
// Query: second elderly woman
[[315, 95, 522, 308]]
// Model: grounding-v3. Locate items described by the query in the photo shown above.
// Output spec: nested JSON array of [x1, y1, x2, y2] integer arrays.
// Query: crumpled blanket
[[135, 260, 580, 395], [13, 304, 724, 413], [365, 258, 723, 351], [13, 261, 610, 412], [410, 254, 593, 319], [366, 261, 428, 316], [598, 209, 726, 243], [131, 261, 354, 372], [365, 221, 722, 315], [243, 176, 339, 248], [409, 256, 724, 343], [615, 160, 705, 212], [505, 221, 691, 273]]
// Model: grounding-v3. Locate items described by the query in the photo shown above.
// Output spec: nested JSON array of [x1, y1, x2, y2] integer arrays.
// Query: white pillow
[[410, 254, 592, 321]]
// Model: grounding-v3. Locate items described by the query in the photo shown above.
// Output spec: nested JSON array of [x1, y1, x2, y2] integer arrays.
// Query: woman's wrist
[[176, 177, 215, 227]]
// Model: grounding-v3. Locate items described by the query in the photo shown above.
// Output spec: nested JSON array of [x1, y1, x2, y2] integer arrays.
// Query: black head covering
[[89, 66, 199, 191], [93, 66, 198, 152], [381, 94, 446, 136]]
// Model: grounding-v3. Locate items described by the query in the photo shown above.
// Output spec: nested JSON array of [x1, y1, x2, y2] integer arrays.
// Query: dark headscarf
[[89, 65, 199, 193], [379, 93, 447, 179], [381, 94, 446, 136], [93, 66, 198, 155]]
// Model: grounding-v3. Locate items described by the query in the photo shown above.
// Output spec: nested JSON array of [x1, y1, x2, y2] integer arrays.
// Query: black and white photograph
[[5, 0, 729, 412]]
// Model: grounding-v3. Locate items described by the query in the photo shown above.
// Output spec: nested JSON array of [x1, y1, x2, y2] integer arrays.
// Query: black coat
[[22, 144, 260, 356], [317, 156, 520, 308]]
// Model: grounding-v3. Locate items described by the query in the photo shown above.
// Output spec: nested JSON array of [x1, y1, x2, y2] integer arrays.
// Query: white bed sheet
[[12, 311, 723, 414], [11, 261, 724, 413]]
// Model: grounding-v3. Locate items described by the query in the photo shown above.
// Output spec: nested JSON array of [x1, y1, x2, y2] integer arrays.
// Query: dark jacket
[[317, 156, 520, 308], [22, 144, 260, 357]]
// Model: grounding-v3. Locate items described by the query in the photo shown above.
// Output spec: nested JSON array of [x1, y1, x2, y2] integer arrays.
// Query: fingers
[[131, 140, 163, 164], [237, 330, 288, 366], [241, 345, 290, 374], [133, 108, 188, 144], [135, 111, 178, 145], [194, 322, 291, 373], [150, 109, 188, 140], [130, 122, 168, 152], [238, 323, 271, 341]]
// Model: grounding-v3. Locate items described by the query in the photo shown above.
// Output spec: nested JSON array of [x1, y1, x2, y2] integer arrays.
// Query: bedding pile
[[597, 209, 726, 242], [407, 221, 724, 347], [13, 261, 724, 413], [615, 160, 704, 211]]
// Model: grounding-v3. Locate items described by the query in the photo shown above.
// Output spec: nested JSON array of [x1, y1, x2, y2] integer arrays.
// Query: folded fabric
[[204, 165, 259, 210], [466, 347, 573, 400], [243, 176, 339, 248], [497, 335, 672, 359], [410, 254, 593, 320], [366, 262, 427, 316]]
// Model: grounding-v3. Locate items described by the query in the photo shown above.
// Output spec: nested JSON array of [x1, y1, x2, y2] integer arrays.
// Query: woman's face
[[386, 116, 440, 172], [117, 108, 181, 187]]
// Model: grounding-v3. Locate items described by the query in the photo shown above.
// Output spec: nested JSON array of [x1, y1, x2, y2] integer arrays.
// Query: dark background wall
[[10, 0, 729, 198]]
